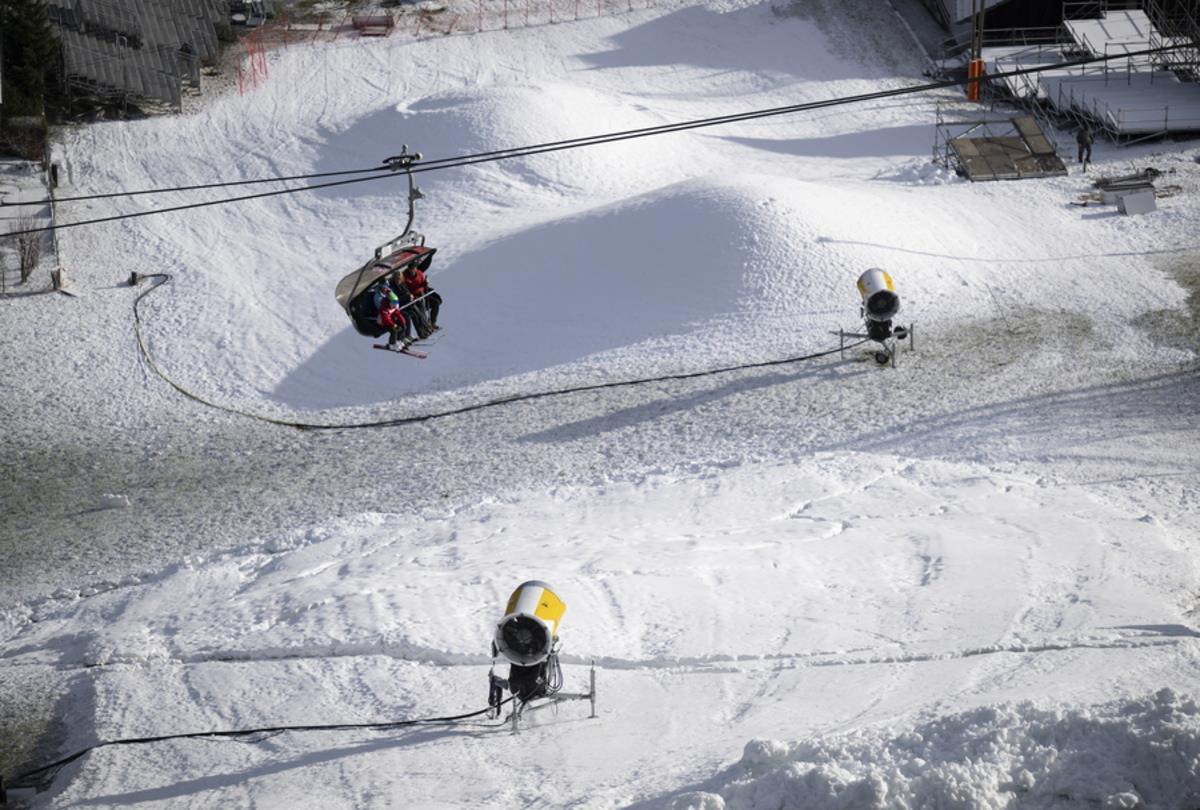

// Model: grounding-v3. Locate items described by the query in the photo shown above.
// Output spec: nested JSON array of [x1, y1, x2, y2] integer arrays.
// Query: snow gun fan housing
[[495, 581, 565, 666], [857, 268, 900, 341]]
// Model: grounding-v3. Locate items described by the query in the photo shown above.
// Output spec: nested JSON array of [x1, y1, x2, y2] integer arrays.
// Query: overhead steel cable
[[10, 163, 394, 205], [14, 170, 402, 237], [4, 42, 1188, 239]]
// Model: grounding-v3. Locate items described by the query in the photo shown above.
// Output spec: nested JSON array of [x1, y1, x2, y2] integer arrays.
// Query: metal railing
[[1145, 0, 1200, 79], [941, 25, 1066, 60], [932, 102, 1067, 179], [1062, 0, 1143, 21]]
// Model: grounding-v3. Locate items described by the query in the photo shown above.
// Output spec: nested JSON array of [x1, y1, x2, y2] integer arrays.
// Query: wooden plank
[[1011, 115, 1040, 138], [950, 138, 980, 157], [1023, 135, 1055, 156]]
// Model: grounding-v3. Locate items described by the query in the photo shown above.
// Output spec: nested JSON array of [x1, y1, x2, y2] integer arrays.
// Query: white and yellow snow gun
[[487, 580, 596, 730], [836, 268, 914, 367]]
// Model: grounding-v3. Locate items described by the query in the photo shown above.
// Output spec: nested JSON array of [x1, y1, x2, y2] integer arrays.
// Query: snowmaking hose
[[130, 273, 871, 431], [0, 696, 515, 801]]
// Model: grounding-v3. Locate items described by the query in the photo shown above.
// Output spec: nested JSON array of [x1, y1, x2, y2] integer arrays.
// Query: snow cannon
[[857, 268, 900, 324], [835, 268, 913, 367], [488, 581, 596, 729], [495, 580, 565, 667]]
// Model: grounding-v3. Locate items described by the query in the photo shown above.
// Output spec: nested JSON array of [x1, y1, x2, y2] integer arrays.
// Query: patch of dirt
[[1134, 253, 1200, 354]]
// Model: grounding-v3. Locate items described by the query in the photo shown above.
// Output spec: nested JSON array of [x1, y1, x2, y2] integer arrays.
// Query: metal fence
[[249, 0, 671, 47], [233, 0, 676, 96]]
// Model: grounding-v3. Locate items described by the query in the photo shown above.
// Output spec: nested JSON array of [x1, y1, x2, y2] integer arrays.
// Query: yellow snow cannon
[[488, 581, 595, 728], [835, 268, 913, 367]]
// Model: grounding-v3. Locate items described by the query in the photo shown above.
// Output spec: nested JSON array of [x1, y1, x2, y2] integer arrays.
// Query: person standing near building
[[1076, 125, 1094, 170]]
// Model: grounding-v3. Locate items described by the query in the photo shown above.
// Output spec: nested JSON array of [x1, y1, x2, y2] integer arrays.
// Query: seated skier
[[387, 269, 429, 340], [374, 283, 410, 350], [402, 262, 441, 336]]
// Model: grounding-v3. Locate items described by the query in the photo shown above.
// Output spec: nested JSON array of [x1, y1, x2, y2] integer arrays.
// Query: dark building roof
[[49, 0, 230, 109]]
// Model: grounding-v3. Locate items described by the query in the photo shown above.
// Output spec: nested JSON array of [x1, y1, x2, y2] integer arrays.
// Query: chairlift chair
[[335, 239, 437, 337], [334, 146, 435, 338]]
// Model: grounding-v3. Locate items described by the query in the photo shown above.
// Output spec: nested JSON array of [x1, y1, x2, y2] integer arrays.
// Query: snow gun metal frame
[[486, 581, 597, 732], [835, 268, 914, 368]]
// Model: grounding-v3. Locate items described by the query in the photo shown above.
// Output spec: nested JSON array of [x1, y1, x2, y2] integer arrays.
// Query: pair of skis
[[372, 327, 441, 360], [373, 344, 427, 359]]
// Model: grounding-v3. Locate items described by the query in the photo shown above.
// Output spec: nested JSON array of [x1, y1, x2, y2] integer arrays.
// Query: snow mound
[[317, 83, 693, 195], [877, 158, 963, 186], [690, 690, 1200, 810], [270, 174, 835, 407]]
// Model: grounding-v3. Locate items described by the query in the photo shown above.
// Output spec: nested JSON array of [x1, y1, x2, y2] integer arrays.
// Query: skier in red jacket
[[376, 287, 409, 350], [402, 264, 441, 333]]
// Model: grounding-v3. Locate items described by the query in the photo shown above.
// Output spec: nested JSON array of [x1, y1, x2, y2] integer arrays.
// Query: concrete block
[[1117, 189, 1157, 215]]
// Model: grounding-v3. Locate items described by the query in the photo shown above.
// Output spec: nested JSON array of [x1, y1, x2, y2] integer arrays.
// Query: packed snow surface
[[7, 458, 1200, 806], [1, 0, 1199, 806]]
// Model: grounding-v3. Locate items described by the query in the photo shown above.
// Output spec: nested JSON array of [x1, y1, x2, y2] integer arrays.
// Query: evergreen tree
[[0, 0, 61, 118]]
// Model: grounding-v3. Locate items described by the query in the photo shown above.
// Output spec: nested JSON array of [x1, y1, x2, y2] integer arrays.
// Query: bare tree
[[0, 225, 13, 294], [15, 217, 41, 285]]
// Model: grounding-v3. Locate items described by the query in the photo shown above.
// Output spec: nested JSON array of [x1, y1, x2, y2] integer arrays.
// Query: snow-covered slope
[[8, 457, 1200, 807], [48, 0, 1197, 414], [1, 0, 1198, 806]]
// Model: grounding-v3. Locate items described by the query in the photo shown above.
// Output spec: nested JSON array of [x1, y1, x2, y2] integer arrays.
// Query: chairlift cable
[[19, 164, 395, 205], [4, 42, 1188, 239]]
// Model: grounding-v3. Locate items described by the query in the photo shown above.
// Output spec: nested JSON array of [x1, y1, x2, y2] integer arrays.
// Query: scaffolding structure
[[968, 1, 1200, 142]]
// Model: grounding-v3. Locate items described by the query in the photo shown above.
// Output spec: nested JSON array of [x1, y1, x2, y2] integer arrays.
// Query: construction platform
[[979, 5, 1200, 139], [941, 115, 1069, 181], [1040, 70, 1200, 134]]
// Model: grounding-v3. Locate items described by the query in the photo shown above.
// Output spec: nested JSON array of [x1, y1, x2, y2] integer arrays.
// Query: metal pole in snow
[[589, 661, 597, 718]]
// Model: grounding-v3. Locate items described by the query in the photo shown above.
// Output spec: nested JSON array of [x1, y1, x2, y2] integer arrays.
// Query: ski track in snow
[[2, 0, 1200, 806]]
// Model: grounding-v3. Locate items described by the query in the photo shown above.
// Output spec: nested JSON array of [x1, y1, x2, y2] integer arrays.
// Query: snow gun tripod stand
[[487, 647, 597, 732], [837, 322, 914, 368]]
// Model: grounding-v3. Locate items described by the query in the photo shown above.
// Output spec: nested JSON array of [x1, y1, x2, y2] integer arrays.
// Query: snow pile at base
[[877, 158, 963, 186], [676, 690, 1200, 810]]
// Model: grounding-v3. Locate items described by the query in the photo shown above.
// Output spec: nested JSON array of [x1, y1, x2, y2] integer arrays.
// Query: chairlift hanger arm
[[377, 145, 425, 245]]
